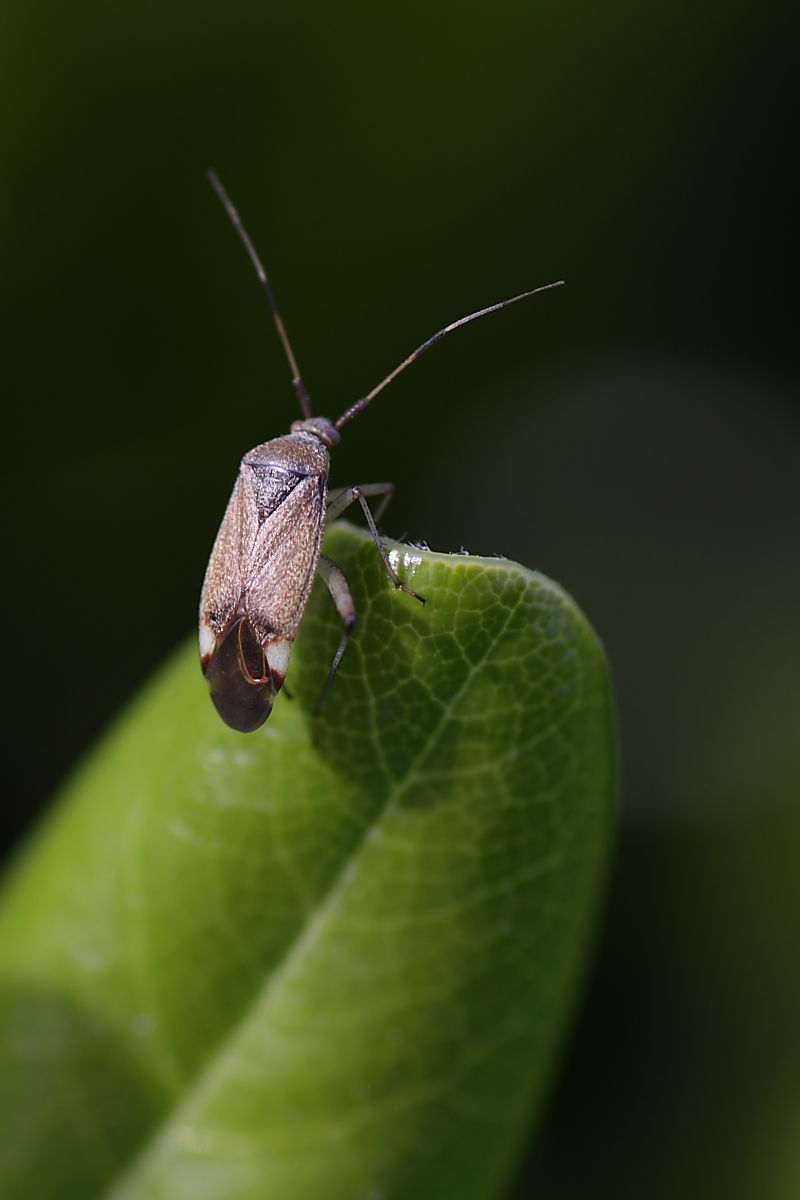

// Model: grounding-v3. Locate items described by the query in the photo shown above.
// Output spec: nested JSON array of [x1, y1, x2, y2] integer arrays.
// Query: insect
[[199, 170, 564, 732]]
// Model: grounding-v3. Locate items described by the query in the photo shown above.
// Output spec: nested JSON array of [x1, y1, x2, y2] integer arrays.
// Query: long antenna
[[207, 169, 312, 419], [335, 280, 565, 430]]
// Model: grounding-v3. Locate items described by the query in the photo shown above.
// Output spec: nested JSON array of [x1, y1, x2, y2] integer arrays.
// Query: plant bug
[[199, 170, 563, 732]]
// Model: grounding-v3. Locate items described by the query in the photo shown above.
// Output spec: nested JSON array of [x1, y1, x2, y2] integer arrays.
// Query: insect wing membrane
[[203, 614, 276, 732]]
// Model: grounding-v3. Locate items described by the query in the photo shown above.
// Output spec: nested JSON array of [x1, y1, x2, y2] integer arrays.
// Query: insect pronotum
[[199, 170, 564, 733]]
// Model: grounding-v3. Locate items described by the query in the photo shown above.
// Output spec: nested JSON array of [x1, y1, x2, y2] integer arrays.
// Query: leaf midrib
[[105, 562, 528, 1197]]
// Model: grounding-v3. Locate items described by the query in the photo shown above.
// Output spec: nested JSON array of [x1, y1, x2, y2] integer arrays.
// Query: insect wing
[[202, 613, 277, 732], [199, 469, 252, 654], [242, 469, 326, 638], [199, 452, 327, 732]]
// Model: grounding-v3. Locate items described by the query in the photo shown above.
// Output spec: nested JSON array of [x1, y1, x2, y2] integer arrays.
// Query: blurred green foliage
[[2, 0, 798, 1196]]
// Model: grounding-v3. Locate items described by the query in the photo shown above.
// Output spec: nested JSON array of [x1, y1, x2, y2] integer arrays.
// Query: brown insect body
[[199, 171, 563, 734], [200, 423, 336, 731]]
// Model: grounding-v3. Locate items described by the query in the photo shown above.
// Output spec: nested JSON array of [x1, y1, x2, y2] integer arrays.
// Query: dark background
[[2, 0, 799, 1196]]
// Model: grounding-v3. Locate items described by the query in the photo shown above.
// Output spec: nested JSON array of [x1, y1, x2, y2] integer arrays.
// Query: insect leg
[[327, 481, 394, 524], [314, 555, 358, 721], [326, 484, 425, 603]]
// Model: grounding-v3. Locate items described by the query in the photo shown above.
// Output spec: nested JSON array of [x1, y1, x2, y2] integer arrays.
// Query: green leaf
[[0, 524, 615, 1200]]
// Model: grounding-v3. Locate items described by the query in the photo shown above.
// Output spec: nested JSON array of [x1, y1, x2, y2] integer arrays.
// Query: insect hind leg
[[326, 483, 425, 604], [314, 555, 358, 728]]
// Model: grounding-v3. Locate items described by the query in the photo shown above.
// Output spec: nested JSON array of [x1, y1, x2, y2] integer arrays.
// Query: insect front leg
[[326, 483, 425, 603], [327, 481, 394, 525]]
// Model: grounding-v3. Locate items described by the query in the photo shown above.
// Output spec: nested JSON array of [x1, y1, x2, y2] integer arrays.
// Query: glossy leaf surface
[[0, 524, 615, 1199]]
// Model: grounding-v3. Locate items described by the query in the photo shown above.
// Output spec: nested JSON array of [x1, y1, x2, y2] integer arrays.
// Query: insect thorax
[[290, 416, 341, 446]]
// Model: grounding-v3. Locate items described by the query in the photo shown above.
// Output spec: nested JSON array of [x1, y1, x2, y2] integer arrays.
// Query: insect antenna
[[207, 169, 313, 420], [335, 280, 565, 430]]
